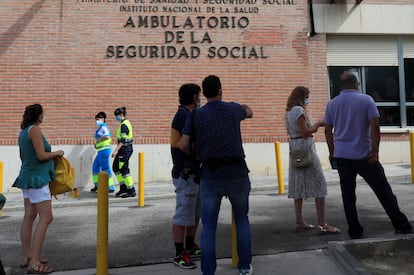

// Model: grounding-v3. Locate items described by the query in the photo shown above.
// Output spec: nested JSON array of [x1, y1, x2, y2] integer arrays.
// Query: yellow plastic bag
[[50, 156, 75, 195]]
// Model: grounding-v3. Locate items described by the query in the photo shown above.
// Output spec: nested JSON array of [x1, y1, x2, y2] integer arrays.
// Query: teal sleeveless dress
[[13, 126, 55, 189]]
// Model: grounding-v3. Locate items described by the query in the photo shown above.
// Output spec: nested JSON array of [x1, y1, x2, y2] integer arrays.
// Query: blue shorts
[[172, 176, 200, 227]]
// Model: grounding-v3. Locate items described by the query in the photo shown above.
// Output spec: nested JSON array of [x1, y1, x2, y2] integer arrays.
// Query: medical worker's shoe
[[90, 186, 98, 192], [115, 185, 127, 197], [120, 188, 136, 198], [173, 252, 196, 269], [187, 244, 201, 259], [239, 264, 253, 275]]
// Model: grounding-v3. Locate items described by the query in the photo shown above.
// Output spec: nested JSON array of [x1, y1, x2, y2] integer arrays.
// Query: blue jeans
[[336, 157, 411, 238], [200, 177, 252, 275]]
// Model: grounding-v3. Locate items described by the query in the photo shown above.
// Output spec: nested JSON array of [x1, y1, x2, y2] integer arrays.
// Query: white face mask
[[96, 120, 104, 127]]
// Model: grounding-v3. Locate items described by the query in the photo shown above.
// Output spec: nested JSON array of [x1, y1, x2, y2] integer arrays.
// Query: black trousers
[[0, 259, 5, 275], [112, 145, 133, 177], [336, 157, 411, 238]]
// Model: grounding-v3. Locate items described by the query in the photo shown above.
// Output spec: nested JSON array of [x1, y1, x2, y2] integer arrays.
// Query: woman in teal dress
[[13, 104, 64, 274]]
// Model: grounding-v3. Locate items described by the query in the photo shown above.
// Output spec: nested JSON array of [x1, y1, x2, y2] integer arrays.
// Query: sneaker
[[116, 185, 128, 197], [173, 252, 197, 269], [188, 244, 201, 259], [239, 264, 253, 275], [120, 188, 136, 198], [90, 187, 98, 192]]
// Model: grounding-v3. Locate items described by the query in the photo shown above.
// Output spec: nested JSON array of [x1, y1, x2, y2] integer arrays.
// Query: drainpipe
[[308, 0, 316, 37]]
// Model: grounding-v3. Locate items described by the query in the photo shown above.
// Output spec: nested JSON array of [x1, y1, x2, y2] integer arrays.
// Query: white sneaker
[[240, 264, 253, 275]]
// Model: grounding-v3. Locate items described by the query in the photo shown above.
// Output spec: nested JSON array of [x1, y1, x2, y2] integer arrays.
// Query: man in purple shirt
[[324, 72, 412, 239]]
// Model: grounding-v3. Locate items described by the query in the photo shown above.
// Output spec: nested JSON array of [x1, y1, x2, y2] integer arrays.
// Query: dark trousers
[[336, 157, 411, 238], [112, 145, 133, 177], [0, 259, 5, 275]]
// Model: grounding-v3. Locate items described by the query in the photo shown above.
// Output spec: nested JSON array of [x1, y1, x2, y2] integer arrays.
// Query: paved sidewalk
[[2, 162, 411, 211], [1, 162, 413, 275], [52, 249, 349, 275]]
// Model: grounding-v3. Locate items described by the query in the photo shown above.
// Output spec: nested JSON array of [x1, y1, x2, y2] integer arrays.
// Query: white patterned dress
[[285, 106, 327, 199]]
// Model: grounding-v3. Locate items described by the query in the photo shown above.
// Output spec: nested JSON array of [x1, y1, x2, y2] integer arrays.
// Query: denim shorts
[[172, 176, 200, 227], [22, 184, 51, 204]]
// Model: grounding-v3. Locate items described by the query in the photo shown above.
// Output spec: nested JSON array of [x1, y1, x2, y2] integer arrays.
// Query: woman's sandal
[[318, 223, 341, 234], [27, 263, 54, 274], [295, 222, 315, 232], [20, 257, 48, 268]]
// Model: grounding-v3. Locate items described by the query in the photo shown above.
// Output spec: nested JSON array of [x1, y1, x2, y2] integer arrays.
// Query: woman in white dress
[[285, 86, 340, 234]]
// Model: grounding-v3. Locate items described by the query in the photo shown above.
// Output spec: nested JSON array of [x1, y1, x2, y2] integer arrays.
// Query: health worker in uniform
[[112, 107, 136, 198], [90, 112, 114, 193]]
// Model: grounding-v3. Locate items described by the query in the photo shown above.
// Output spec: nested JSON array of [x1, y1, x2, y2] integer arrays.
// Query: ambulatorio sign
[[76, 0, 297, 59]]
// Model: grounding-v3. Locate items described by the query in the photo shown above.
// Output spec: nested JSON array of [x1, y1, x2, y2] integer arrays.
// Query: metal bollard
[[96, 171, 109, 275], [274, 141, 285, 194], [138, 152, 145, 207], [410, 132, 414, 184], [231, 209, 239, 268]]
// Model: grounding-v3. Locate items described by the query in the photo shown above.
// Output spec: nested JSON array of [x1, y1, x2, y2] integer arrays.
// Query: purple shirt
[[324, 89, 379, 159]]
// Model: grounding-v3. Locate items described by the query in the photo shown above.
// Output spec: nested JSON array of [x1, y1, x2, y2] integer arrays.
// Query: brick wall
[[0, 0, 406, 147]]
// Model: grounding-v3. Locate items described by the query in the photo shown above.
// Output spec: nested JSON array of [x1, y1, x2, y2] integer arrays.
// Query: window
[[405, 59, 414, 125], [328, 66, 404, 127], [326, 35, 414, 128]]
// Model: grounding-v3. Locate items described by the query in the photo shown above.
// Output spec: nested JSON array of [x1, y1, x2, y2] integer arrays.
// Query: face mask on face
[[39, 115, 45, 123], [115, 116, 122, 122], [96, 120, 104, 127], [304, 98, 309, 105]]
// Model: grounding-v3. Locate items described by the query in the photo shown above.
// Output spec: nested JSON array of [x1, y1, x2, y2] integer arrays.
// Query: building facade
[[0, 0, 412, 191]]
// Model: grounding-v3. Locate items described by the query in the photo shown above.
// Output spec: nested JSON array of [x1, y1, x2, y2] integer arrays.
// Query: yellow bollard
[[138, 152, 145, 207], [274, 141, 285, 194], [231, 209, 238, 268], [0, 161, 3, 218], [96, 172, 109, 275], [410, 132, 414, 184]]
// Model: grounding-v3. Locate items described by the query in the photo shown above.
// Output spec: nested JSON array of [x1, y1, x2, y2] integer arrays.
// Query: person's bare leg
[[30, 200, 53, 266], [21, 199, 37, 260], [173, 224, 186, 244], [294, 199, 304, 225], [186, 218, 199, 237], [315, 197, 326, 226], [315, 197, 340, 233]]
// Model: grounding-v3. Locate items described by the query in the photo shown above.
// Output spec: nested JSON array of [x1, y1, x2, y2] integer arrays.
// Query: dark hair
[[202, 75, 221, 98], [114, 107, 126, 116], [286, 86, 309, 111], [95, 111, 107, 121], [21, 104, 43, 129], [340, 72, 359, 89], [179, 83, 201, 105]]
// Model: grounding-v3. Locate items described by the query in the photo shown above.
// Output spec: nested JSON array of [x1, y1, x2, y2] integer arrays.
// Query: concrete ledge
[[328, 235, 414, 275]]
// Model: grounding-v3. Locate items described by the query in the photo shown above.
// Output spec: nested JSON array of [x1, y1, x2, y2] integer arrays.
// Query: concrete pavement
[[1, 162, 414, 275]]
